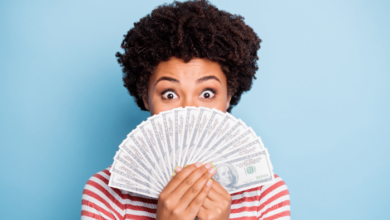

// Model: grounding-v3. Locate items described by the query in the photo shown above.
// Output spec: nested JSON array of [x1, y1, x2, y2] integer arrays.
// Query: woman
[[81, 0, 290, 219]]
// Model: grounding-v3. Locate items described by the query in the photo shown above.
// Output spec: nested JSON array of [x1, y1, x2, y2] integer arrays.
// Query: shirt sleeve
[[257, 174, 291, 220], [81, 169, 122, 220]]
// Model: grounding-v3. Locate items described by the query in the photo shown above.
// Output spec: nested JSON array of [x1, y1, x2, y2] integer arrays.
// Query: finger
[[163, 162, 203, 195], [203, 186, 222, 202], [170, 166, 183, 178], [197, 206, 208, 220], [172, 163, 216, 200], [175, 166, 183, 173], [210, 178, 228, 195], [179, 164, 216, 206], [200, 197, 214, 209], [185, 179, 213, 216], [206, 186, 232, 206]]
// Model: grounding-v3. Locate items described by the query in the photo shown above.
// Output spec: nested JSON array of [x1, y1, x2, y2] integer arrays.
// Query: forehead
[[152, 57, 226, 80]]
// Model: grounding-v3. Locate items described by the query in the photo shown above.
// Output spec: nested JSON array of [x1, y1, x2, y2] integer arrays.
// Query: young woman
[[81, 1, 290, 219]]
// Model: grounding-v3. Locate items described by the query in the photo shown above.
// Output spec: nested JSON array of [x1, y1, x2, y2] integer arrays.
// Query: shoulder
[[230, 174, 290, 220], [82, 167, 115, 203], [81, 167, 120, 220], [81, 167, 158, 220]]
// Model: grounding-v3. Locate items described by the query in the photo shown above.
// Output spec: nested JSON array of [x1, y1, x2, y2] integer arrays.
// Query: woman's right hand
[[156, 162, 217, 220]]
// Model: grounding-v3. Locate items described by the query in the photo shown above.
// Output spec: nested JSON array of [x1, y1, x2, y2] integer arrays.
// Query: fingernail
[[172, 173, 176, 177], [195, 162, 202, 168], [184, 164, 188, 167], [175, 166, 182, 172], [174, 165, 179, 171], [205, 162, 212, 169], [208, 167, 216, 174], [206, 179, 213, 187]]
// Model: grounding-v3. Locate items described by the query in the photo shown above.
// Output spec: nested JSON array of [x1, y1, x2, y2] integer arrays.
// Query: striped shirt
[[81, 167, 290, 220]]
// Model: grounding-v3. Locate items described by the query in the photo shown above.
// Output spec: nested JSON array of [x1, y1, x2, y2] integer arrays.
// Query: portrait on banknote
[[214, 163, 238, 191]]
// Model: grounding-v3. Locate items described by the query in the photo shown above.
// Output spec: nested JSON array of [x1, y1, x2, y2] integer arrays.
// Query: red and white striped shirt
[[81, 167, 290, 220]]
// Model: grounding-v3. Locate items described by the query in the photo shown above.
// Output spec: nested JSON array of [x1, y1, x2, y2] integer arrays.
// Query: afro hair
[[116, 0, 261, 112]]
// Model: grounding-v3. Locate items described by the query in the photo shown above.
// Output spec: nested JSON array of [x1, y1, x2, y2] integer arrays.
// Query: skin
[[142, 57, 232, 220], [143, 56, 231, 115]]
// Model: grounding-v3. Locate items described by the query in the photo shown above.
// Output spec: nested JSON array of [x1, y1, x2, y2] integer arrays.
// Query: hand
[[175, 165, 232, 220], [197, 180, 232, 220], [156, 162, 217, 220]]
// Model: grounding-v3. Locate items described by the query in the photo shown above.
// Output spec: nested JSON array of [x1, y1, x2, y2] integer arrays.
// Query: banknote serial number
[[255, 174, 269, 180]]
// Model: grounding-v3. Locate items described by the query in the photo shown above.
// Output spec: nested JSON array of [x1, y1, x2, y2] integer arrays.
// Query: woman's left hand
[[197, 180, 231, 220]]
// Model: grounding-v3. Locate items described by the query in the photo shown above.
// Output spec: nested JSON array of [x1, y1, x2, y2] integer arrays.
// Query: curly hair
[[116, 0, 261, 112]]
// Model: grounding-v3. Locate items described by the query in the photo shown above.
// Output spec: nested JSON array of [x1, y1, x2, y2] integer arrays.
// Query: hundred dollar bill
[[188, 109, 226, 163], [173, 108, 186, 167], [211, 137, 265, 164], [130, 123, 168, 184], [160, 110, 175, 172], [109, 174, 159, 198], [139, 119, 170, 183], [198, 119, 248, 162], [114, 148, 163, 190], [110, 159, 161, 192], [122, 134, 166, 188], [186, 107, 213, 164], [195, 116, 244, 162], [201, 127, 258, 163], [218, 119, 249, 146], [149, 113, 173, 176], [180, 107, 200, 166], [208, 113, 238, 146], [213, 150, 275, 194]]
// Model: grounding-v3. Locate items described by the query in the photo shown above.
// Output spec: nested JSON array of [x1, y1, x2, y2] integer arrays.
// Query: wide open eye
[[162, 90, 178, 100], [200, 90, 215, 99]]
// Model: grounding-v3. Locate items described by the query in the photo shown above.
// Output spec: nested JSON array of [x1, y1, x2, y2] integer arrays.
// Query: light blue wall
[[1, 0, 389, 219]]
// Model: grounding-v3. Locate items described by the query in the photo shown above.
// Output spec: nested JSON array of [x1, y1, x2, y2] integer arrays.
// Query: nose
[[180, 96, 198, 108]]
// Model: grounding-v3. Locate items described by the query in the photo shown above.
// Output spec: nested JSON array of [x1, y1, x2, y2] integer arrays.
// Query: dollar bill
[[140, 117, 171, 182], [174, 108, 186, 167], [108, 174, 159, 198], [110, 159, 161, 192], [109, 106, 276, 197], [186, 107, 213, 164], [181, 107, 200, 166], [188, 109, 226, 163], [201, 127, 258, 163], [114, 148, 164, 190], [160, 110, 175, 172], [125, 131, 167, 187], [198, 119, 248, 162], [150, 113, 173, 176], [211, 137, 265, 164], [213, 150, 275, 194], [194, 114, 239, 162]]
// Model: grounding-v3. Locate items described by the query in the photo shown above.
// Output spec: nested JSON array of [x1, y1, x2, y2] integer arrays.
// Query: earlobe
[[142, 95, 150, 110]]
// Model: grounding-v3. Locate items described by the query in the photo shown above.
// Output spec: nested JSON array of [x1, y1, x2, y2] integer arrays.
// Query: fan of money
[[109, 106, 275, 198]]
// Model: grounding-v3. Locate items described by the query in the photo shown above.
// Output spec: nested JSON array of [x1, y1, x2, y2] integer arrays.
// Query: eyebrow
[[154, 75, 221, 86], [154, 76, 180, 86], [196, 75, 221, 84]]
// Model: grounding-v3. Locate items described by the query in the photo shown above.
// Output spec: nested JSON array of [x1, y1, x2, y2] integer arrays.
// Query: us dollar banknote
[[109, 106, 276, 197], [213, 150, 275, 194], [108, 174, 159, 198]]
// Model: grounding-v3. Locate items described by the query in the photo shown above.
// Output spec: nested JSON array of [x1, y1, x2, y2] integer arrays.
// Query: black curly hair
[[116, 0, 261, 112]]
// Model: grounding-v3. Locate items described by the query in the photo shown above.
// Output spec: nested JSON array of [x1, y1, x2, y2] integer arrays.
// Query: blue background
[[1, 0, 389, 219]]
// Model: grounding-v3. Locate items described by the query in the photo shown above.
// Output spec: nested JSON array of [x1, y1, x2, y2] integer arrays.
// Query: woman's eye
[[200, 90, 215, 99], [162, 91, 178, 100]]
